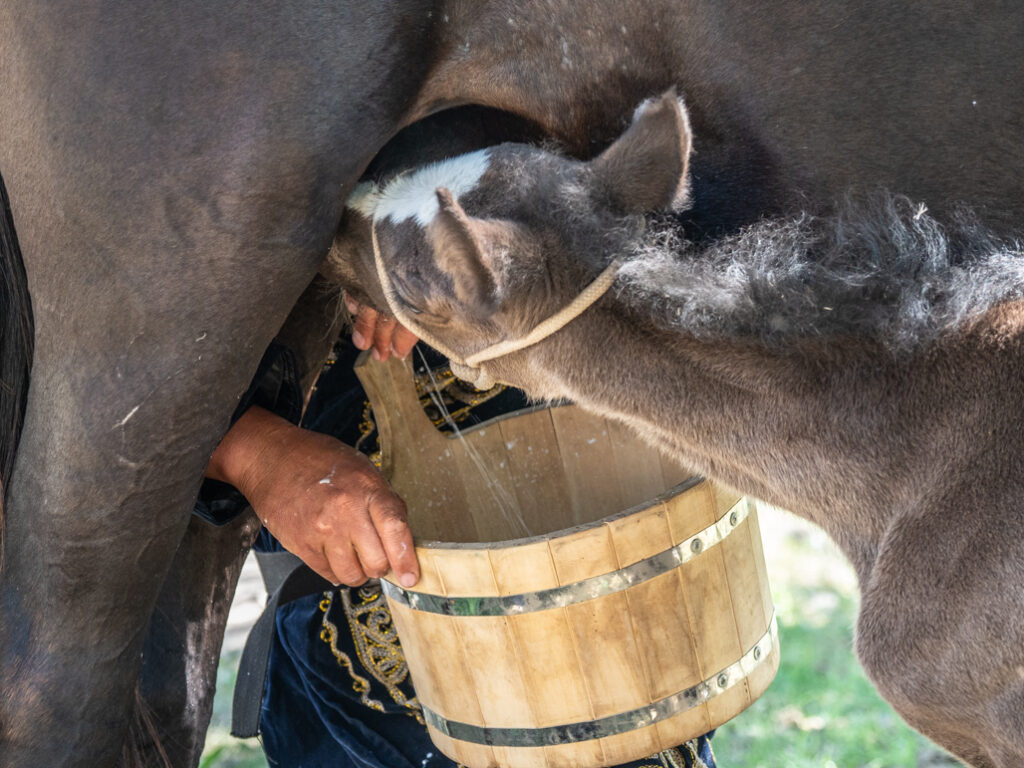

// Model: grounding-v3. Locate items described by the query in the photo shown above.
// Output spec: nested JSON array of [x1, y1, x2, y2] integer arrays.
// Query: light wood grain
[[607, 419, 673, 509], [745, 501, 777, 627], [498, 409, 574, 537], [551, 407, 623, 526]]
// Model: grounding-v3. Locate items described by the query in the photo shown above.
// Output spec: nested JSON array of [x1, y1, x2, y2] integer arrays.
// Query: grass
[[201, 505, 960, 768]]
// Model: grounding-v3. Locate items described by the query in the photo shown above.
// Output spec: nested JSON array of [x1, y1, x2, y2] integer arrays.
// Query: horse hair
[[118, 685, 172, 768], [617, 195, 1024, 352], [0, 170, 35, 544]]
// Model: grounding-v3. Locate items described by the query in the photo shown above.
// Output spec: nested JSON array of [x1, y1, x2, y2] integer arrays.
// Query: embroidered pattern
[[341, 584, 424, 721], [355, 357, 507, 464], [657, 742, 712, 768], [318, 592, 382, 712], [319, 586, 425, 724]]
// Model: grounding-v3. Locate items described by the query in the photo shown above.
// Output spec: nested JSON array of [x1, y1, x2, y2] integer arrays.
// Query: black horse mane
[[618, 195, 1024, 352], [0, 170, 34, 510]]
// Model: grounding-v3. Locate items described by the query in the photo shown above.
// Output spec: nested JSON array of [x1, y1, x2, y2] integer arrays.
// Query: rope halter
[[370, 217, 622, 389]]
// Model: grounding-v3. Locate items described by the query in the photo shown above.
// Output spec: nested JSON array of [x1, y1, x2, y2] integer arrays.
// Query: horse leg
[[855, 485, 1024, 768], [0, 232, 343, 767], [130, 512, 260, 768], [0, 133, 350, 768], [129, 281, 343, 768], [0, 339, 265, 766]]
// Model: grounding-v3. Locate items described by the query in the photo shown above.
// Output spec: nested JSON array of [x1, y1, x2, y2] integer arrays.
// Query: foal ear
[[428, 187, 501, 313], [590, 89, 693, 214]]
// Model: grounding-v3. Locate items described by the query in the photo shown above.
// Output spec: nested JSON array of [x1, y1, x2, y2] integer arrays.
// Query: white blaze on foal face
[[347, 149, 492, 227]]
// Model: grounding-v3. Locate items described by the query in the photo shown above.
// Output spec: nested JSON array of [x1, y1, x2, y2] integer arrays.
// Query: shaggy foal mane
[[618, 196, 1024, 351]]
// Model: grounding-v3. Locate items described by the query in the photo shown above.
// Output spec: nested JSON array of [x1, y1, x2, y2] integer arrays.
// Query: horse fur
[[620, 200, 1024, 353], [332, 92, 1024, 768]]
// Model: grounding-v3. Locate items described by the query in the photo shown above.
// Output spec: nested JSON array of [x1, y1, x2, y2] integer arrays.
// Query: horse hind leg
[[118, 686, 172, 768], [855, 498, 1024, 768], [976, 683, 1024, 768], [891, 708, 1024, 768], [126, 512, 261, 768], [857, 621, 1023, 768]]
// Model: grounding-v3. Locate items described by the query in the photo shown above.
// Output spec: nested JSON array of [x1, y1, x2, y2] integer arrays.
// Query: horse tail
[[0, 168, 34, 521], [118, 685, 172, 768]]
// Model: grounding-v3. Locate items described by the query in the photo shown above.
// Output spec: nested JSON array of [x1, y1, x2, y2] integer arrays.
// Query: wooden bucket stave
[[357, 355, 778, 768]]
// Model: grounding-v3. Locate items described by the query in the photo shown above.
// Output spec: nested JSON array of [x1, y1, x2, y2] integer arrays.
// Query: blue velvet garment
[[259, 584, 437, 768], [251, 342, 719, 768]]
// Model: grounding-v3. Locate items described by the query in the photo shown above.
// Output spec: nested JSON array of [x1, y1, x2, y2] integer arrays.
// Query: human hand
[[207, 406, 419, 587], [345, 293, 418, 362]]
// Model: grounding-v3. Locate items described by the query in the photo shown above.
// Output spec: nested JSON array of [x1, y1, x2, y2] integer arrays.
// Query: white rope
[[370, 218, 621, 385]]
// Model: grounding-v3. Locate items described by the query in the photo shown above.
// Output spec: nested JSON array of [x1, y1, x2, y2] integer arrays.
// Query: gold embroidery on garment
[[658, 747, 684, 768], [318, 592, 383, 713], [355, 360, 506, 464], [318, 586, 425, 724], [657, 741, 709, 768], [413, 367, 506, 431], [341, 584, 423, 722]]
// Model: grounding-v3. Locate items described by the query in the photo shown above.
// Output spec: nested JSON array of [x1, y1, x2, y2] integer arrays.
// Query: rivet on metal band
[[421, 614, 778, 747], [381, 498, 751, 616]]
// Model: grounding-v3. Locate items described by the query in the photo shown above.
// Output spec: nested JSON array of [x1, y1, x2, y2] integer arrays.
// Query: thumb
[[368, 490, 419, 587]]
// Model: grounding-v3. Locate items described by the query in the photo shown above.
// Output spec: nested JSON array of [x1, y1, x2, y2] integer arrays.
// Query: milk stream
[[415, 347, 531, 539]]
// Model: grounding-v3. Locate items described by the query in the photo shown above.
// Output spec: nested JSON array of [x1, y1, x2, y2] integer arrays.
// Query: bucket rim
[[408, 474, 705, 551]]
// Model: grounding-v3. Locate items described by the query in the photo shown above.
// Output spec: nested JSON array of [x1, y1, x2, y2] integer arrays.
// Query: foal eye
[[393, 291, 423, 315], [390, 273, 424, 316]]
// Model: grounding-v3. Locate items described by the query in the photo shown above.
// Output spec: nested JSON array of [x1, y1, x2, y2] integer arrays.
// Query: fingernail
[[390, 343, 407, 360], [352, 330, 366, 348], [372, 347, 383, 361], [400, 572, 418, 588], [344, 296, 359, 314]]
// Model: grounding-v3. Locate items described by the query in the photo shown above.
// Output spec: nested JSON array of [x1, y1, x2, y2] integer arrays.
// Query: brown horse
[[329, 93, 1024, 767], [3, 3, 1024, 765]]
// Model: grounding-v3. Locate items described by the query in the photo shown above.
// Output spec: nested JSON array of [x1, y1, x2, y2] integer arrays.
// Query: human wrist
[[205, 406, 295, 499]]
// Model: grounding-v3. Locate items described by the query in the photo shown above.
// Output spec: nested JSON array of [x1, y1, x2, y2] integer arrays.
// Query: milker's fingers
[[351, 305, 380, 351]]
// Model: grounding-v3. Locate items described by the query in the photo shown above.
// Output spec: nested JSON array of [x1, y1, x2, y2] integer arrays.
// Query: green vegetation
[[202, 507, 960, 768]]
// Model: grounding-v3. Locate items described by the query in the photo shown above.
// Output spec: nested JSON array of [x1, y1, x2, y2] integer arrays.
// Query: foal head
[[327, 90, 693, 387]]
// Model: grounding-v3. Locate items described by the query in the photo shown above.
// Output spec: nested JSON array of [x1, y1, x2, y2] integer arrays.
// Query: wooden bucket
[[357, 355, 778, 768]]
